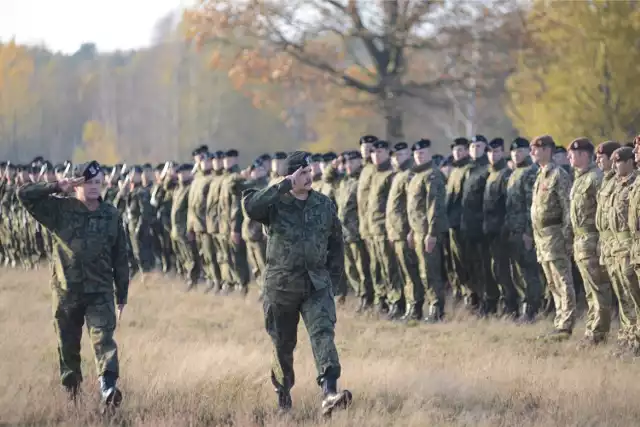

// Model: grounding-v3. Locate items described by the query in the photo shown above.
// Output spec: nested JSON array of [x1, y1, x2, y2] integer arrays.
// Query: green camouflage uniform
[[17, 182, 129, 389], [172, 181, 199, 283], [241, 176, 268, 293], [186, 170, 212, 284], [445, 157, 471, 302], [624, 172, 640, 350], [242, 178, 344, 392], [531, 163, 575, 332], [116, 184, 154, 273], [205, 169, 227, 287], [357, 160, 377, 289]]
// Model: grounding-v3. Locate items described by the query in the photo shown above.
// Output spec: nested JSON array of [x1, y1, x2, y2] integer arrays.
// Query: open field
[[1, 269, 640, 426]]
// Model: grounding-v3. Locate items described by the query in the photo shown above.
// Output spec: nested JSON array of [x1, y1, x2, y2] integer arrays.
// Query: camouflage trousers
[[197, 232, 222, 284], [576, 256, 611, 340], [448, 228, 470, 299], [344, 240, 373, 301], [467, 236, 500, 313], [392, 240, 423, 308], [413, 233, 446, 313], [508, 233, 544, 316], [488, 232, 518, 315], [263, 281, 341, 391], [172, 232, 199, 283], [221, 237, 250, 289], [540, 257, 576, 331], [151, 221, 173, 273], [368, 236, 401, 305], [129, 224, 154, 272], [246, 239, 267, 292], [605, 256, 637, 345], [52, 289, 119, 388]]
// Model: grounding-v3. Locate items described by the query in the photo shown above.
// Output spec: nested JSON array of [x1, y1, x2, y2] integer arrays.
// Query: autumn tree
[[506, 0, 640, 144], [73, 120, 121, 164], [184, 0, 521, 142]]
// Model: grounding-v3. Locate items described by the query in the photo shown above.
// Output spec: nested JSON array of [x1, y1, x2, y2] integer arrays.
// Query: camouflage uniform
[[186, 170, 212, 285], [505, 158, 542, 319], [319, 165, 341, 205], [386, 158, 422, 318], [150, 180, 174, 273], [357, 160, 377, 288], [172, 180, 199, 283], [625, 171, 640, 350], [445, 157, 471, 302], [366, 160, 399, 308], [597, 169, 636, 345], [205, 169, 227, 289], [483, 157, 517, 315], [241, 176, 268, 294], [571, 163, 611, 342], [407, 161, 448, 319], [119, 184, 154, 273], [242, 178, 344, 393], [531, 162, 575, 333], [17, 182, 129, 390]]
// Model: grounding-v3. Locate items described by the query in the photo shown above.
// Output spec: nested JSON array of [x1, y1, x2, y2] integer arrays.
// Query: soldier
[[356, 135, 378, 305], [269, 151, 288, 184], [483, 138, 517, 317], [242, 151, 351, 416], [318, 152, 341, 204], [366, 140, 400, 314], [309, 153, 325, 192], [242, 160, 269, 299], [17, 161, 129, 409], [219, 149, 251, 294], [336, 151, 373, 310], [445, 138, 471, 306], [595, 141, 634, 351], [172, 164, 199, 286], [386, 142, 423, 320], [530, 135, 575, 340], [505, 137, 542, 322], [567, 138, 612, 346], [407, 139, 448, 322], [204, 151, 227, 292]]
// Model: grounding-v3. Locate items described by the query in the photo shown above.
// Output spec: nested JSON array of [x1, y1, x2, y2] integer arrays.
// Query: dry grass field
[[2, 268, 640, 427]]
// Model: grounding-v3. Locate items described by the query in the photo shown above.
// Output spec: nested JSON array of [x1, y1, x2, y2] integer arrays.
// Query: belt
[[599, 230, 613, 239], [574, 226, 598, 237], [615, 231, 632, 240]]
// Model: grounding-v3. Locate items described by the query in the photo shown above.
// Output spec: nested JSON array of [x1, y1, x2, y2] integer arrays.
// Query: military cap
[[372, 140, 390, 149], [569, 137, 594, 152], [0, 162, 5, 168], [250, 159, 264, 170], [530, 135, 555, 148], [510, 137, 529, 150], [131, 165, 143, 174], [273, 151, 288, 160], [596, 141, 621, 158], [359, 135, 378, 145], [32, 156, 44, 164], [555, 145, 567, 154], [471, 135, 488, 144], [412, 139, 431, 151], [392, 142, 409, 153], [215, 150, 225, 159], [73, 160, 102, 180], [343, 150, 362, 161], [226, 149, 239, 158], [177, 163, 192, 172], [259, 153, 272, 162], [199, 144, 209, 153], [611, 147, 634, 162], [307, 153, 322, 163], [323, 152, 337, 162], [451, 137, 469, 149], [191, 148, 201, 157], [285, 150, 312, 174], [155, 163, 164, 171], [488, 138, 504, 151]]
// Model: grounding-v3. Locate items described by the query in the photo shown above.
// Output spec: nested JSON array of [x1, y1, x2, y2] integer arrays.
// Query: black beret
[[596, 141, 621, 158], [177, 163, 192, 172], [308, 153, 323, 163], [273, 151, 288, 160], [471, 135, 488, 144], [259, 153, 272, 162], [451, 137, 469, 149], [32, 156, 44, 164], [393, 142, 409, 152], [611, 147, 634, 162], [412, 139, 431, 151], [555, 145, 567, 154], [215, 150, 225, 159], [75, 160, 102, 181], [155, 164, 164, 171], [285, 151, 312, 175], [372, 140, 390, 149], [191, 148, 200, 157], [343, 151, 362, 161], [488, 138, 505, 150], [568, 137, 594, 152], [141, 163, 151, 169], [226, 149, 239, 158], [359, 135, 378, 145], [510, 137, 529, 150], [199, 145, 209, 153], [131, 166, 143, 174], [250, 160, 263, 170], [323, 152, 337, 162]]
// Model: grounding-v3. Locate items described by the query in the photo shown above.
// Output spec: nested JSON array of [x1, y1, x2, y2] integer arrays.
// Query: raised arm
[[242, 179, 292, 225], [17, 182, 63, 231]]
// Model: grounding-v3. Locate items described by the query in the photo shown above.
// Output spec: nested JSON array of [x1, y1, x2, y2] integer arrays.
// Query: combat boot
[[423, 305, 443, 324], [98, 373, 122, 413], [376, 299, 389, 315], [386, 302, 403, 321], [204, 279, 220, 293], [275, 386, 292, 413], [515, 303, 536, 324], [64, 383, 79, 403], [355, 297, 372, 314], [320, 377, 352, 417]]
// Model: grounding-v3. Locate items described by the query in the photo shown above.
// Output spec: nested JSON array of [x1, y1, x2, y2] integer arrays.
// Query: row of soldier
[[2, 133, 640, 356]]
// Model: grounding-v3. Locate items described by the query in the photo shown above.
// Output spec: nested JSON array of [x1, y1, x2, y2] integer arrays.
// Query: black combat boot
[[387, 302, 403, 321], [64, 383, 79, 403], [376, 299, 389, 315], [99, 373, 122, 413], [275, 386, 292, 413], [516, 303, 536, 324], [320, 377, 352, 417]]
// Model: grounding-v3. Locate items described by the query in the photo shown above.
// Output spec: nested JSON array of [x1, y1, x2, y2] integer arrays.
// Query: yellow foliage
[[73, 120, 121, 164], [507, 0, 640, 144]]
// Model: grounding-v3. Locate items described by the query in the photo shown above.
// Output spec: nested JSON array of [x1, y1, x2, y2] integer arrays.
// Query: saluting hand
[[286, 166, 306, 192], [57, 177, 85, 193]]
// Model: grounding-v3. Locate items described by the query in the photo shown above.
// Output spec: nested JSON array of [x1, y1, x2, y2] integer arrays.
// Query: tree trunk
[[383, 102, 404, 142]]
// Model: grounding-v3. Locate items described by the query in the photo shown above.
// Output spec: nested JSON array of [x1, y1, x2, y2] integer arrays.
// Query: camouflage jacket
[[627, 174, 640, 264], [114, 184, 153, 231], [407, 161, 448, 236], [595, 169, 617, 261], [531, 162, 573, 261], [17, 182, 129, 303], [150, 179, 173, 225], [366, 160, 395, 237], [319, 165, 341, 205], [385, 158, 413, 242], [483, 158, 512, 235], [241, 176, 268, 241], [609, 171, 636, 258], [445, 157, 471, 229], [570, 163, 602, 261], [205, 170, 225, 235], [505, 158, 538, 238], [101, 185, 119, 205], [242, 179, 344, 292], [356, 161, 376, 238], [171, 182, 191, 237], [219, 165, 251, 236], [186, 170, 212, 234], [336, 169, 361, 243], [311, 174, 324, 193], [460, 155, 489, 239]]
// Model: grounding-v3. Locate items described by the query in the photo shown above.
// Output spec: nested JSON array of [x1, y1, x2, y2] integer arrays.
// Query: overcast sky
[[0, 0, 190, 53]]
